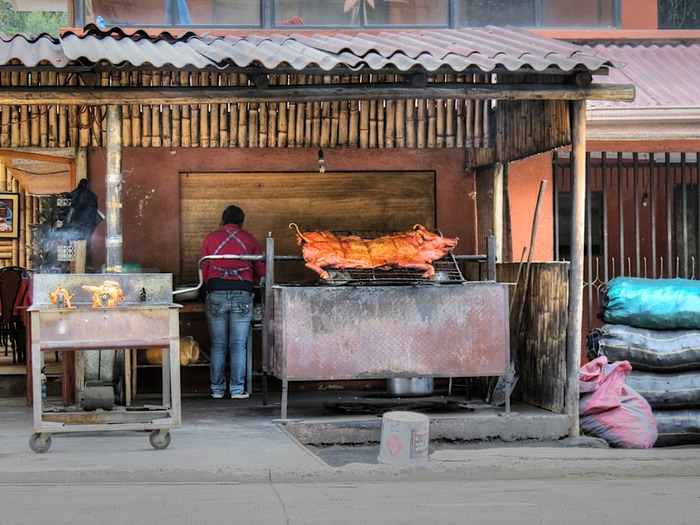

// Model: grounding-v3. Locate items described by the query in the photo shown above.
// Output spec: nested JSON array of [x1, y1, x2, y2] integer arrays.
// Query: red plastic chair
[[0, 266, 29, 364]]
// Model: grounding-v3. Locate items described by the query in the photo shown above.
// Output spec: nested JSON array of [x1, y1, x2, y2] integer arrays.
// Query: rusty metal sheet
[[272, 283, 509, 381], [32, 307, 174, 350]]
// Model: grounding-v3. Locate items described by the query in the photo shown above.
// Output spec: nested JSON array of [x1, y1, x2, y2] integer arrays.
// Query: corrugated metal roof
[[588, 44, 700, 109], [0, 25, 618, 74]]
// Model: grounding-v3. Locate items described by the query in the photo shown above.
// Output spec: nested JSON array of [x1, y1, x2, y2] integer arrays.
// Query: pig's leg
[[305, 261, 330, 280], [398, 260, 435, 278]]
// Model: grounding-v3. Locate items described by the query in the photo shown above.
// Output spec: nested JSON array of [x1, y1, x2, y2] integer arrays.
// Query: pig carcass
[[289, 223, 458, 279]]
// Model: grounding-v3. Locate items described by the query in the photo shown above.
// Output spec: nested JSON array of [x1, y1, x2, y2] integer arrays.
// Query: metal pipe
[[105, 105, 123, 271]]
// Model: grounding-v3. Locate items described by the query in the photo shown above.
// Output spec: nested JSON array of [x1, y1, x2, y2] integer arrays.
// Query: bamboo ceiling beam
[[0, 83, 635, 105]]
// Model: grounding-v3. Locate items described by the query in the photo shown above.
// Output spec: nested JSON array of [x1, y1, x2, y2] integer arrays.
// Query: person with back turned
[[201, 205, 265, 399]]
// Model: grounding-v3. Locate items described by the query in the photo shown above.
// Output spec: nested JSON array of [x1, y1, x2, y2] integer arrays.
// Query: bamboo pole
[[39, 72, 49, 147], [162, 73, 172, 148], [198, 72, 208, 148], [11, 72, 20, 147], [276, 75, 287, 147], [405, 99, 415, 148], [259, 99, 269, 147], [30, 71, 40, 146], [130, 71, 141, 147], [57, 73, 67, 147], [384, 98, 394, 148], [237, 75, 247, 147], [119, 72, 131, 147], [395, 98, 406, 148], [68, 72, 79, 147], [19, 72, 29, 147], [320, 76, 331, 148], [171, 72, 181, 147], [0, 72, 8, 147], [181, 72, 191, 147], [446, 75, 455, 147], [210, 73, 220, 148], [152, 71, 162, 147], [47, 72, 57, 147]]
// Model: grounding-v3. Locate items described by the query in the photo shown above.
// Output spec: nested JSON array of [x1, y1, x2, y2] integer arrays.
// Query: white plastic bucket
[[377, 411, 430, 465]]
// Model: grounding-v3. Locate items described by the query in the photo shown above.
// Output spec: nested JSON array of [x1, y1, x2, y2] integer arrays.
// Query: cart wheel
[[29, 433, 52, 453], [149, 430, 171, 450]]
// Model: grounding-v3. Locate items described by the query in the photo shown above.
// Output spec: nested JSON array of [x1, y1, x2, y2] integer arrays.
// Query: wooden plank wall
[[179, 171, 436, 283], [497, 262, 569, 413]]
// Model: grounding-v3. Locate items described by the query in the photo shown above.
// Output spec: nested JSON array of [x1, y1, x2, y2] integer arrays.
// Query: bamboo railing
[[0, 69, 493, 150]]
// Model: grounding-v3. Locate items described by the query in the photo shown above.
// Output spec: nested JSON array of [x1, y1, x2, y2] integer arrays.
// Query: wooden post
[[566, 99, 586, 436], [493, 162, 504, 262], [105, 105, 123, 271]]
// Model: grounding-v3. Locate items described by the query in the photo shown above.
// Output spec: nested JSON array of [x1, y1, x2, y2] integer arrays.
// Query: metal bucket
[[386, 377, 434, 397]]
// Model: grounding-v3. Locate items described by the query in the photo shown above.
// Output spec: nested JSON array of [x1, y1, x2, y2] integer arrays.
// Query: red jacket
[[200, 224, 265, 285]]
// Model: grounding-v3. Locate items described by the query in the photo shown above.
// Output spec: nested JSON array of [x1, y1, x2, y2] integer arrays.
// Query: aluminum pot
[[386, 377, 434, 397]]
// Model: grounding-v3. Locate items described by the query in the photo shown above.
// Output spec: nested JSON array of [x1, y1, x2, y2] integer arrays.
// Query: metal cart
[[28, 273, 181, 453]]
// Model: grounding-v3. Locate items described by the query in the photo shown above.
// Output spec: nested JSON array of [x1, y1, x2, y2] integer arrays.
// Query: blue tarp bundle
[[601, 277, 700, 330]]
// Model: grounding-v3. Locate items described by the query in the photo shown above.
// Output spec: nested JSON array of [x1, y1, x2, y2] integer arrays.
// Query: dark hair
[[221, 205, 245, 226]]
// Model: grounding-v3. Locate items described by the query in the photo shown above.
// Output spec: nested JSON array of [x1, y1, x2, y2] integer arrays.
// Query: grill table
[[28, 273, 181, 453]]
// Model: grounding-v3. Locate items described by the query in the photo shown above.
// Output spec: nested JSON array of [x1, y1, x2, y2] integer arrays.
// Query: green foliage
[[0, 2, 67, 38]]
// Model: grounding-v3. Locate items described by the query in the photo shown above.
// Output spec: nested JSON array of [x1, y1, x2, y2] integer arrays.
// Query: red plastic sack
[[579, 356, 658, 448]]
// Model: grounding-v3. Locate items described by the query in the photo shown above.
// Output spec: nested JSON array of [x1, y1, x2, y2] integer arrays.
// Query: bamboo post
[[566, 99, 586, 438], [0, 72, 9, 147], [39, 72, 49, 147], [210, 73, 219, 148], [337, 77, 348, 146], [320, 76, 331, 148], [259, 99, 269, 147], [152, 71, 162, 147], [277, 74, 288, 147], [237, 74, 247, 147], [384, 97, 395, 149], [105, 105, 123, 270], [198, 72, 209, 148], [67, 72, 79, 147], [19, 71, 29, 147], [406, 99, 415, 148], [131, 72, 142, 147], [11, 72, 20, 147], [162, 73, 172, 148], [171, 72, 181, 147], [369, 98, 377, 148], [181, 72, 191, 147], [295, 75, 307, 147], [30, 71, 40, 146], [119, 72, 131, 147]]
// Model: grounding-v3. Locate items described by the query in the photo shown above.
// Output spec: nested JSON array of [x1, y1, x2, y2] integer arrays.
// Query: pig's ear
[[414, 226, 426, 244]]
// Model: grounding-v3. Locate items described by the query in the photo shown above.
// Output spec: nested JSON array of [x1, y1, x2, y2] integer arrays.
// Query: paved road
[[2, 476, 699, 524]]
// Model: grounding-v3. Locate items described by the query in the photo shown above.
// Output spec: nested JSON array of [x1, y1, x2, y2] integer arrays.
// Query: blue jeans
[[206, 290, 253, 396]]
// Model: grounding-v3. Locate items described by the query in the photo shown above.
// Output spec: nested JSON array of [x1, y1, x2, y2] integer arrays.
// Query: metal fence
[[553, 151, 700, 333]]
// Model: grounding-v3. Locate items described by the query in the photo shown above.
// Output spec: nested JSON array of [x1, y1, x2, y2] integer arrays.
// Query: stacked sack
[[587, 277, 700, 446]]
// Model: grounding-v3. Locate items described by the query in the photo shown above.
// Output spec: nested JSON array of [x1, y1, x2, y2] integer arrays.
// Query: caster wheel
[[29, 433, 52, 453], [149, 430, 171, 450]]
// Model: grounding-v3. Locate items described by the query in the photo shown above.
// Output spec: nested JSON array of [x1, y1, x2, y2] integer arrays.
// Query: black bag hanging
[[60, 179, 102, 240]]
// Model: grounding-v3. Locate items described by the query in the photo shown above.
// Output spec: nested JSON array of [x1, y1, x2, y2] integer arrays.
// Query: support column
[[566, 100, 586, 437], [105, 105, 123, 271]]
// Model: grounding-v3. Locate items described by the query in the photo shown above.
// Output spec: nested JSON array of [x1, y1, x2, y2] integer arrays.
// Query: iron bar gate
[[553, 151, 700, 335]]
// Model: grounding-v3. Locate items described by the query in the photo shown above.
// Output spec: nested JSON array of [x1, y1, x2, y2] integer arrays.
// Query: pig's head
[[412, 224, 458, 260]]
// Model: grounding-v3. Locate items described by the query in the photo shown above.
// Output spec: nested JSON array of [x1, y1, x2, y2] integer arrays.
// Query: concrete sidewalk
[[2, 394, 700, 484]]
